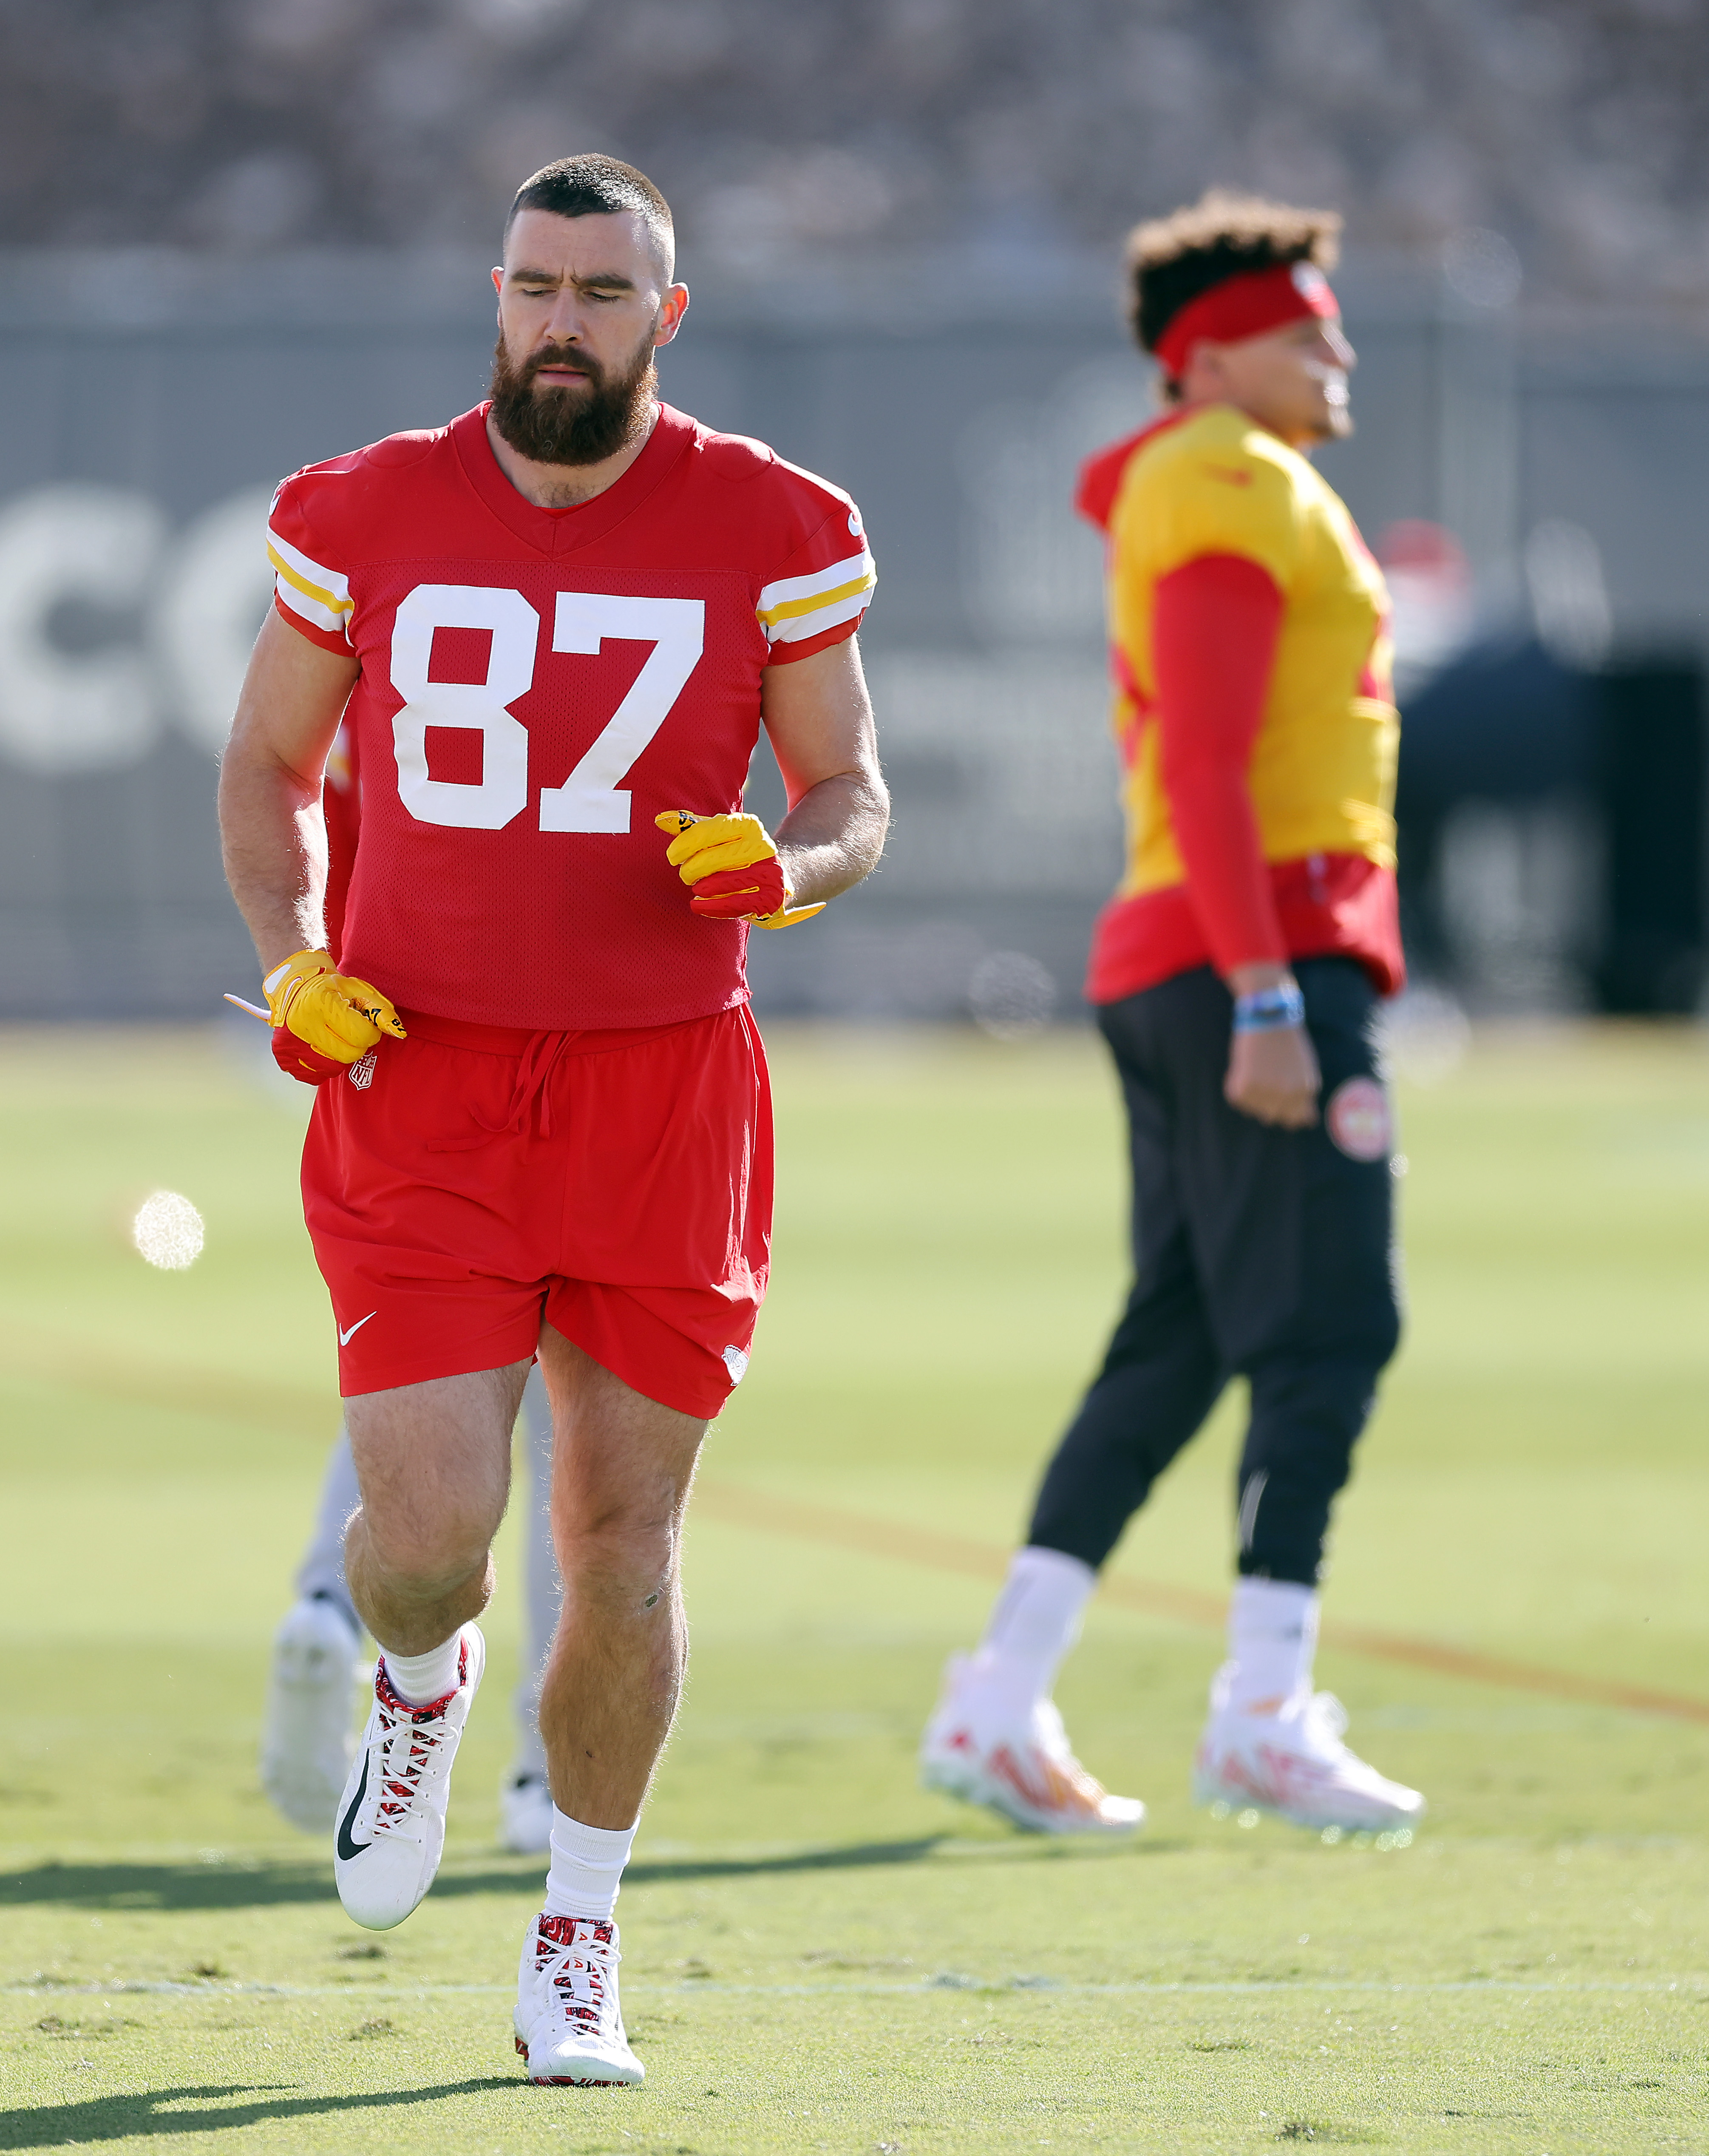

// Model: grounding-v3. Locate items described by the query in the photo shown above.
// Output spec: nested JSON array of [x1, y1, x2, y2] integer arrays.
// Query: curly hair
[[1126, 189, 1342, 363]]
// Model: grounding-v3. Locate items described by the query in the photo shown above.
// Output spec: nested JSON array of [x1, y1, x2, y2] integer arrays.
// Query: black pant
[[1027, 959, 1401, 1587]]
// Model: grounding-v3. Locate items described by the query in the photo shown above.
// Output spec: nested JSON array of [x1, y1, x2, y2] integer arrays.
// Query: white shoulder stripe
[[274, 574, 352, 642], [266, 523, 353, 644], [767, 584, 873, 647], [757, 548, 875, 617], [266, 527, 351, 607]]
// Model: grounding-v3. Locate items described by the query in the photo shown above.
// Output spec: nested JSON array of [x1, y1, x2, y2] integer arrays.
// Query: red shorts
[[300, 1003, 773, 1417]]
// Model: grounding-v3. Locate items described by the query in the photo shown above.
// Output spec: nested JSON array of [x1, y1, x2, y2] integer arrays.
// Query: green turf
[[1, 1019, 1706, 2152]]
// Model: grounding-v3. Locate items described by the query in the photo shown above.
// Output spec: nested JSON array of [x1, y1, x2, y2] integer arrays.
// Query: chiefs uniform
[[1015, 400, 1403, 1594], [266, 402, 875, 1412], [1077, 401, 1402, 1006]]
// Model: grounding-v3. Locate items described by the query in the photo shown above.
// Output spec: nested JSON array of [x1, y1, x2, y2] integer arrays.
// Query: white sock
[[542, 1809, 638, 1922], [1224, 1578, 1319, 1714], [383, 1631, 464, 1707], [961, 1546, 1096, 1719]]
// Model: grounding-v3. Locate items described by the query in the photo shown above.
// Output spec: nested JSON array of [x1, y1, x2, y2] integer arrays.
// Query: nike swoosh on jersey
[[336, 1753, 371, 1860], [339, 1312, 377, 1347]]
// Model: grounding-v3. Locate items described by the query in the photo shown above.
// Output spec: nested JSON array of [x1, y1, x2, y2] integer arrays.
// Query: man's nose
[[540, 292, 585, 342]]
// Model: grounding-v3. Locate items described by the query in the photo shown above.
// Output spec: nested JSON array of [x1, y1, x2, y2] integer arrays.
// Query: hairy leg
[[535, 1327, 708, 1829], [344, 1361, 532, 1656]]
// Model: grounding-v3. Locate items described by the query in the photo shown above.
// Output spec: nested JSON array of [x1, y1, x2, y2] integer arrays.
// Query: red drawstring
[[425, 1030, 571, 1151]]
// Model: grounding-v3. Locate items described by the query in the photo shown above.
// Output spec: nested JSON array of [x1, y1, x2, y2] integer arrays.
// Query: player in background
[[221, 154, 887, 2086], [922, 192, 1423, 1838], [259, 725, 563, 1857]]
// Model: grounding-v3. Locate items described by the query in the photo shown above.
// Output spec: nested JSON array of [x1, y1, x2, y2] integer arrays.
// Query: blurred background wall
[[1, 0, 1706, 1023]]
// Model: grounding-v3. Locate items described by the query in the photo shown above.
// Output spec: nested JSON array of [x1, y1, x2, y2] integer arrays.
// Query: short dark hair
[[505, 154, 675, 275], [1126, 188, 1341, 362]]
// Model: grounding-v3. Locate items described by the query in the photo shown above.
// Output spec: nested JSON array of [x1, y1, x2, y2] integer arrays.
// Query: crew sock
[[961, 1545, 1096, 1722], [1224, 1578, 1319, 1714], [384, 1632, 464, 1708], [542, 1809, 639, 1922]]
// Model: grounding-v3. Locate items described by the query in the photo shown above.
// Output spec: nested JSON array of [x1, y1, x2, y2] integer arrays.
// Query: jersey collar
[[453, 400, 697, 556]]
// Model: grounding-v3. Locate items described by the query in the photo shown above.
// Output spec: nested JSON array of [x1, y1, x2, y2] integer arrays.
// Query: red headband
[[1153, 260, 1339, 380]]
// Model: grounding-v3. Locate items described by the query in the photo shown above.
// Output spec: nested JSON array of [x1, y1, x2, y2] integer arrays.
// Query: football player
[[220, 154, 887, 2086], [921, 191, 1423, 1840]]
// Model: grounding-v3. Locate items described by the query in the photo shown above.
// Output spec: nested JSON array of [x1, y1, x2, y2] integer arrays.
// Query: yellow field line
[[694, 1482, 1709, 1728]]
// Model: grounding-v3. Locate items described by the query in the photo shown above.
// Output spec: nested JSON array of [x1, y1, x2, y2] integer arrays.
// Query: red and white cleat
[[332, 1623, 485, 1931], [514, 1913, 644, 2086], [919, 1657, 1145, 1836], [1193, 1682, 1426, 1833]]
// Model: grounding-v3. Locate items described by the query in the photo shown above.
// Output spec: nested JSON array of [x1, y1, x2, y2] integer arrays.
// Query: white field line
[[8, 1977, 1704, 2000]]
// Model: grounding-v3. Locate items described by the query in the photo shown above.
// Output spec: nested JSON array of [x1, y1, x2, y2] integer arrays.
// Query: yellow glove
[[262, 949, 407, 1066], [655, 811, 825, 930]]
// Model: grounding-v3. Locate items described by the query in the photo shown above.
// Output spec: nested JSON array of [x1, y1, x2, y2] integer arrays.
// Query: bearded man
[[219, 153, 887, 2085], [921, 191, 1423, 1842]]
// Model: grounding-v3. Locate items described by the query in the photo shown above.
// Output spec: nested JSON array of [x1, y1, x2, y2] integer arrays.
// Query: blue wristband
[[1232, 983, 1305, 1034]]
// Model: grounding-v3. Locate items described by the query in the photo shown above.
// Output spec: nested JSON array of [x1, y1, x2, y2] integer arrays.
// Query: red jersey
[[267, 402, 876, 1030]]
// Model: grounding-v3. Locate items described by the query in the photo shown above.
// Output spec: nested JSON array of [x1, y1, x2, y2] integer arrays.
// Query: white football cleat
[[514, 1913, 644, 2086], [333, 1623, 485, 1931], [919, 1656, 1145, 1836], [260, 1596, 361, 1834], [1193, 1676, 1426, 1833], [499, 1770, 555, 1856]]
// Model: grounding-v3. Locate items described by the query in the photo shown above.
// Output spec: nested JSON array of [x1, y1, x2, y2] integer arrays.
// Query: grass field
[[1, 1017, 1706, 2153]]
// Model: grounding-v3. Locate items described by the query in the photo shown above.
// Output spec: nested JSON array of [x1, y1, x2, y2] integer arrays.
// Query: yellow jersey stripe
[[267, 542, 354, 616], [757, 570, 876, 629]]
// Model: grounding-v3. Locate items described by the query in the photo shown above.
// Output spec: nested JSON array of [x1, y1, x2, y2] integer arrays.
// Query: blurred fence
[[0, 247, 1705, 1021]]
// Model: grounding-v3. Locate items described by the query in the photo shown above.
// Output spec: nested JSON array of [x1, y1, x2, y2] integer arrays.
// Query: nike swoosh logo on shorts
[[339, 1312, 377, 1346], [337, 1753, 371, 1860]]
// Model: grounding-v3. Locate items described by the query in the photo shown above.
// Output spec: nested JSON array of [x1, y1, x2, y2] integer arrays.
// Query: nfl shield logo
[[349, 1050, 377, 1091]]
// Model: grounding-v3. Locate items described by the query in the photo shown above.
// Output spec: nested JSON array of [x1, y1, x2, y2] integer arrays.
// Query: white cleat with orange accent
[[514, 1913, 644, 2086], [918, 1656, 1145, 1836], [1192, 1676, 1426, 1833]]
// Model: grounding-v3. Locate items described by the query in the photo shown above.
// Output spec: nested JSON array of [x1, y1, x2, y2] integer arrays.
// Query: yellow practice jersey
[[1079, 403, 1404, 1004], [1108, 402, 1397, 895]]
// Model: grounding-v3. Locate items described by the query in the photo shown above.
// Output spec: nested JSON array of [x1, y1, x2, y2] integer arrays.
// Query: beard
[[487, 328, 658, 466]]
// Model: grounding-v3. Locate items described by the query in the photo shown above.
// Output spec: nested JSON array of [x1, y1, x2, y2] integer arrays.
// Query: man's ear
[[653, 284, 690, 349]]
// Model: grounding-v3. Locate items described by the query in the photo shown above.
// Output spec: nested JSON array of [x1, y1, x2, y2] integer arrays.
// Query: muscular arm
[[218, 609, 361, 975], [760, 634, 890, 908]]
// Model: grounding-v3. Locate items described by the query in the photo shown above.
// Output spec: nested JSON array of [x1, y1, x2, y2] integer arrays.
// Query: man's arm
[[760, 634, 889, 908], [1152, 554, 1320, 1130], [218, 608, 360, 975]]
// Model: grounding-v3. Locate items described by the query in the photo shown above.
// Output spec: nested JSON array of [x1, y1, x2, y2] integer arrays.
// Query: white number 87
[[389, 583, 706, 834]]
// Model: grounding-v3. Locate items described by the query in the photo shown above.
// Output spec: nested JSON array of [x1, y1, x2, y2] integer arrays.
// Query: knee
[[349, 1501, 498, 1599], [555, 1493, 681, 1591]]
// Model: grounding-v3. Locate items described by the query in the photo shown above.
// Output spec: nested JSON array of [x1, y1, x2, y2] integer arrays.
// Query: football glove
[[655, 810, 825, 929], [261, 948, 406, 1084]]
